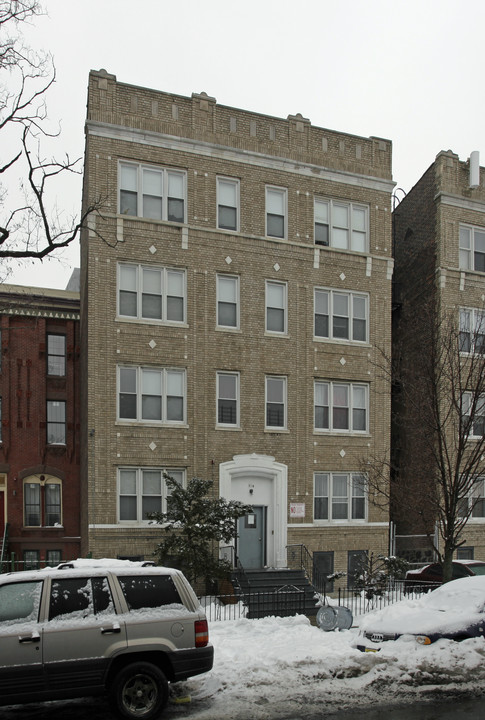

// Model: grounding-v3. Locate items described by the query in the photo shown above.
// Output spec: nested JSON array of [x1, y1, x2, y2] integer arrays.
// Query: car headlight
[[415, 635, 432, 645]]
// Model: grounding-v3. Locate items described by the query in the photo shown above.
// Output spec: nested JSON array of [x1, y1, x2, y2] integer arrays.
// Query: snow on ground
[[169, 613, 485, 720]]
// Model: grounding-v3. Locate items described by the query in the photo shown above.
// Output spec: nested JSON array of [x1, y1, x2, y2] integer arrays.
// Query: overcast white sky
[[6, 0, 485, 289]]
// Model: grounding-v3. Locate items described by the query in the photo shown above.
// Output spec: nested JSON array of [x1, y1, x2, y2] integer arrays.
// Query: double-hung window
[[459, 225, 485, 272], [118, 264, 185, 323], [314, 472, 366, 522], [265, 376, 287, 429], [471, 478, 485, 518], [119, 162, 186, 222], [47, 334, 66, 376], [47, 400, 66, 444], [217, 274, 239, 329], [314, 289, 367, 342], [266, 280, 287, 334], [118, 468, 185, 523], [217, 177, 239, 231], [314, 198, 368, 252], [266, 186, 287, 239], [459, 478, 485, 520], [459, 308, 485, 354], [118, 367, 186, 424], [462, 391, 485, 438], [314, 381, 368, 433], [24, 479, 62, 527], [217, 372, 239, 426]]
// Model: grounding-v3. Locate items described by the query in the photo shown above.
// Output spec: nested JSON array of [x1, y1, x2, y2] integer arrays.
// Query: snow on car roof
[[0, 559, 179, 583], [360, 575, 485, 636]]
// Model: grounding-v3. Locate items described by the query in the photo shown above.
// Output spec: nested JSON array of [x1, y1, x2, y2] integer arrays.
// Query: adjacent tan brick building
[[393, 150, 485, 562], [80, 70, 394, 585]]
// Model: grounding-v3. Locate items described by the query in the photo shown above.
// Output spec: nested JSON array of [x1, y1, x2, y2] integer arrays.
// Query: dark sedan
[[357, 575, 485, 651], [404, 560, 485, 590]]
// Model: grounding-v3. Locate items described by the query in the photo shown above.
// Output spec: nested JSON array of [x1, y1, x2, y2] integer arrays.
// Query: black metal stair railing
[[0, 523, 9, 572], [286, 543, 328, 594]]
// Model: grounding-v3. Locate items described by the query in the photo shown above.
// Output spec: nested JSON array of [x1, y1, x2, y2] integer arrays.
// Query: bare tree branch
[[365, 300, 485, 581], [0, 1, 108, 265]]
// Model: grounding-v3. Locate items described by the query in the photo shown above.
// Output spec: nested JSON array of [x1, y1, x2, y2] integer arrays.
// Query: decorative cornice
[[86, 120, 395, 195], [435, 191, 485, 213], [1, 307, 79, 320]]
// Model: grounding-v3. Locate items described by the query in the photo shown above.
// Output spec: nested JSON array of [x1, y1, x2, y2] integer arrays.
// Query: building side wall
[[393, 150, 485, 561]]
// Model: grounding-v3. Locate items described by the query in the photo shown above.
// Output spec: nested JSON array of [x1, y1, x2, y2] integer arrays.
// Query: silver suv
[[0, 559, 213, 719]]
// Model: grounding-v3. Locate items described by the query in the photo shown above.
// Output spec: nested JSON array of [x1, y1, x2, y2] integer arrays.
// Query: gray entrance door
[[237, 506, 265, 569]]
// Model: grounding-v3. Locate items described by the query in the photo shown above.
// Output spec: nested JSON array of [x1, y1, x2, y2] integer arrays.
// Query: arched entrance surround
[[219, 453, 287, 569]]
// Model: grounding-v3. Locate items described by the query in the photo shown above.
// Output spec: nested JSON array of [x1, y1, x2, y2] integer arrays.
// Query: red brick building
[[0, 283, 81, 569]]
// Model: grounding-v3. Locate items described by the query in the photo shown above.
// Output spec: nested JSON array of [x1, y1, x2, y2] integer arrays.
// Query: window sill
[[464, 518, 485, 523], [115, 317, 188, 329], [313, 337, 370, 347], [23, 525, 65, 531], [264, 428, 289, 434], [116, 521, 164, 528], [215, 425, 241, 431], [116, 421, 188, 429], [313, 431, 370, 437], [312, 520, 368, 526], [215, 326, 242, 333], [264, 332, 290, 339], [116, 214, 187, 229]]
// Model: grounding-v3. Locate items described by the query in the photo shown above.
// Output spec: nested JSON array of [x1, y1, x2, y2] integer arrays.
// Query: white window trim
[[462, 391, 485, 439], [118, 161, 187, 223], [313, 472, 368, 524], [265, 375, 287, 430], [117, 263, 186, 325], [314, 197, 369, 252], [216, 274, 240, 330], [265, 185, 288, 240], [265, 280, 288, 335], [117, 366, 187, 426], [216, 176, 240, 232], [117, 467, 186, 525], [460, 477, 485, 522], [314, 287, 368, 344], [314, 381, 369, 434], [216, 371, 240, 428], [459, 224, 485, 272], [459, 307, 485, 355]]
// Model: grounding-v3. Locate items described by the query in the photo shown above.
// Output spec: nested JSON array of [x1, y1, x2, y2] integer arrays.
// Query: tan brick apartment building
[[80, 69, 394, 583], [393, 150, 485, 562]]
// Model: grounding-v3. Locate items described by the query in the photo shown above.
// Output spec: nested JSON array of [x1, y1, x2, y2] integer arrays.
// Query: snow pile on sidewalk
[[172, 614, 485, 719]]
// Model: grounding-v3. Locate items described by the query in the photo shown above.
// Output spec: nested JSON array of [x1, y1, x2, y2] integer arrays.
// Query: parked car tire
[[110, 662, 169, 720]]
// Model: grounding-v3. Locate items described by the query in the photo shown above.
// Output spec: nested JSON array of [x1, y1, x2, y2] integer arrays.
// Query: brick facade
[[81, 70, 393, 584], [0, 285, 81, 567], [393, 150, 485, 562]]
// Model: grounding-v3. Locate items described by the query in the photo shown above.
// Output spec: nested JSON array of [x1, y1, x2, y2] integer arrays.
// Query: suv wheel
[[110, 662, 169, 719]]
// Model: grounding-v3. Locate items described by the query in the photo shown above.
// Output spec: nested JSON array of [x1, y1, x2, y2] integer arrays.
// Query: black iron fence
[[199, 580, 440, 623], [199, 588, 307, 622]]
